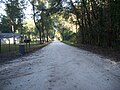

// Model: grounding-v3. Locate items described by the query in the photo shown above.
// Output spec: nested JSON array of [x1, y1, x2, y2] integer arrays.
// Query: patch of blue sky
[[0, 3, 6, 16]]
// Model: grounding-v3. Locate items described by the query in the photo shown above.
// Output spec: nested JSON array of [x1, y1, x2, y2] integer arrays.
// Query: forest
[[0, 0, 120, 49]]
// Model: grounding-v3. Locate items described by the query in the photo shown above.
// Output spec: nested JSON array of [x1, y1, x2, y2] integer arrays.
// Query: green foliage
[[58, 27, 76, 43], [63, 0, 120, 49], [0, 15, 11, 33], [5, 0, 24, 32], [63, 30, 75, 41], [29, 0, 59, 43]]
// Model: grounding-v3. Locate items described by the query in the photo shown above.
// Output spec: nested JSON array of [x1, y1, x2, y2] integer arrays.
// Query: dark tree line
[[67, 0, 120, 48]]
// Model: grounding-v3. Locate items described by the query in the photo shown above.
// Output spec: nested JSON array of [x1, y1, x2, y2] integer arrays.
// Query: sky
[[0, 1, 33, 21], [23, 1, 33, 21], [0, 3, 6, 15]]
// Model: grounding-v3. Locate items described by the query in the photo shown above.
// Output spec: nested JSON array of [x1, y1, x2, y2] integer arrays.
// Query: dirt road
[[0, 41, 120, 90]]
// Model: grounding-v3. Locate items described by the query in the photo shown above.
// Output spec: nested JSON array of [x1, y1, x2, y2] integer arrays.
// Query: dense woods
[[0, 0, 120, 49], [61, 0, 120, 49]]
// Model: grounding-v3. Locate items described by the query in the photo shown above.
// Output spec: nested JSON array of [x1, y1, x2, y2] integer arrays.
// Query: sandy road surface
[[0, 41, 120, 90]]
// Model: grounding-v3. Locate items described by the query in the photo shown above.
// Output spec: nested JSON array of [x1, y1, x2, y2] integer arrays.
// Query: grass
[[0, 41, 51, 64], [26, 42, 51, 53], [0, 41, 51, 54], [62, 40, 120, 62], [1, 44, 19, 53], [62, 41, 79, 47]]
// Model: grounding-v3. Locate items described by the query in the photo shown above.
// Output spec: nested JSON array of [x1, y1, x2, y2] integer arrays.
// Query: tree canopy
[[0, 0, 119, 48]]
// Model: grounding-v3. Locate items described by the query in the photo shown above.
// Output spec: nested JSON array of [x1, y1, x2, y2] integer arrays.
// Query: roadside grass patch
[[0, 42, 51, 64]]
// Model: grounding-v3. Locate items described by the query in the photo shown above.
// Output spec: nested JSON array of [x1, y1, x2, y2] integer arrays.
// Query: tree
[[29, 0, 61, 43], [0, 15, 11, 33], [5, 0, 24, 44]]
